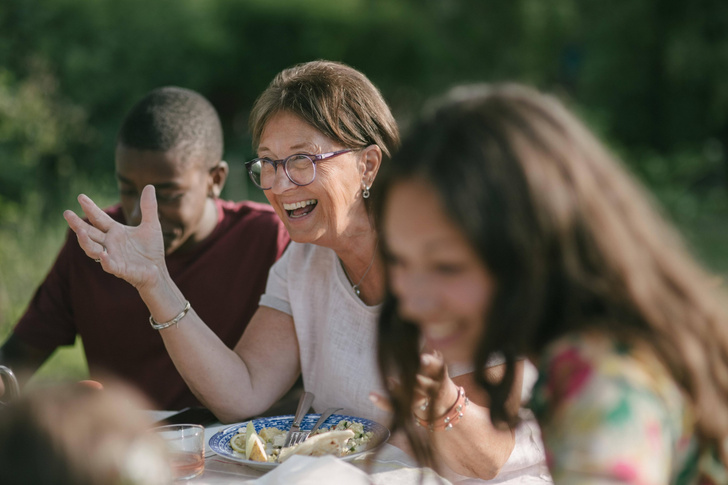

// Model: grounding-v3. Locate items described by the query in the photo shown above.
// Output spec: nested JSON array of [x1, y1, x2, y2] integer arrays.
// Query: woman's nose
[[392, 271, 437, 320], [269, 166, 296, 193]]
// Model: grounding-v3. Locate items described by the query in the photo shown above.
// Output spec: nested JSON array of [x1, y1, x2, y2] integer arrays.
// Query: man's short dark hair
[[117, 86, 223, 167]]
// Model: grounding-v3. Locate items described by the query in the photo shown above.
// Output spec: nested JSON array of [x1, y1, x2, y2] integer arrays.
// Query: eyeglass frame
[[244, 149, 354, 190]]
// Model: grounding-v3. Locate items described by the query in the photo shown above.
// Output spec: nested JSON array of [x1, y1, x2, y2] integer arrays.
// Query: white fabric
[[250, 454, 450, 485], [252, 455, 371, 485], [446, 355, 505, 378], [437, 360, 552, 484], [260, 242, 387, 422], [440, 409, 552, 484]]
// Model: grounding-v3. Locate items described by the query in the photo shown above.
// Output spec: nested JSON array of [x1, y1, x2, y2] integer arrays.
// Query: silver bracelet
[[149, 300, 191, 330]]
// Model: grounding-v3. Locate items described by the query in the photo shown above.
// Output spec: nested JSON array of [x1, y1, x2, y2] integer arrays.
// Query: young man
[[0, 87, 290, 409]]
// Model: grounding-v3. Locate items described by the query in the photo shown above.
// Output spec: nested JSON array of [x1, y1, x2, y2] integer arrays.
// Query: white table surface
[[149, 410, 451, 485]]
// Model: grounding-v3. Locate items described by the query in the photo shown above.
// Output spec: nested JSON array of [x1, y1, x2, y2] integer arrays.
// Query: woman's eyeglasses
[[245, 149, 353, 190]]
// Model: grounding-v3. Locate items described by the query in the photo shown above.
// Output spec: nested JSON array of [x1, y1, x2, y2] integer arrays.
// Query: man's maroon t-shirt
[[13, 199, 289, 410]]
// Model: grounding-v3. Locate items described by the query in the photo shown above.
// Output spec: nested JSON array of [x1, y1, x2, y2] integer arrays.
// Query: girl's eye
[[383, 251, 404, 269], [433, 263, 466, 275], [119, 189, 137, 198]]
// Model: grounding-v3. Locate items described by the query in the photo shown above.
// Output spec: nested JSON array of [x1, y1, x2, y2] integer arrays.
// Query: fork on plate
[[283, 391, 315, 448], [286, 406, 344, 447]]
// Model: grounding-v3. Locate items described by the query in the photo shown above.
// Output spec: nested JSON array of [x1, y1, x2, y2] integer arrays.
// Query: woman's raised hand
[[369, 350, 460, 418], [412, 350, 460, 420], [63, 185, 166, 292]]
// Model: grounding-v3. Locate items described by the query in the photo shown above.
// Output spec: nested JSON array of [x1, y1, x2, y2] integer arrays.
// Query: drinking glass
[[0, 365, 20, 405], [154, 424, 205, 480]]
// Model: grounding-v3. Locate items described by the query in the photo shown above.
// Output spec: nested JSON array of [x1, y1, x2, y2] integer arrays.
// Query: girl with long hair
[[376, 83, 728, 483]]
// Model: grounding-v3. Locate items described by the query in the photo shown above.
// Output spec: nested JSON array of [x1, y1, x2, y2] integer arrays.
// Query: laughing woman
[[63, 61, 547, 482], [376, 83, 728, 483]]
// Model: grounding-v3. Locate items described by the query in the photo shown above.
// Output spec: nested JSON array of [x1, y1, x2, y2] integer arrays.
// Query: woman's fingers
[[415, 374, 441, 396], [64, 210, 108, 259], [65, 193, 116, 261], [77, 194, 115, 232], [63, 189, 166, 291], [413, 350, 460, 417], [418, 351, 447, 380], [140, 185, 159, 226]]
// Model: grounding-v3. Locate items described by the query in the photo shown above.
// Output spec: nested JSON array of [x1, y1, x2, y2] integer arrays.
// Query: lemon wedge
[[245, 421, 257, 459], [230, 433, 247, 454]]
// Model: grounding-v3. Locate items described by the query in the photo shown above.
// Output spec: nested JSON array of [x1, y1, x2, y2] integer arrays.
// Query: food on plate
[[278, 429, 354, 463], [248, 435, 268, 462], [259, 426, 286, 444], [244, 421, 257, 459], [230, 433, 246, 454], [228, 419, 375, 463]]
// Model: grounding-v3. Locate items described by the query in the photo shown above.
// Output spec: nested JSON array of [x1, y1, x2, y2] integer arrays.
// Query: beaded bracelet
[[414, 386, 469, 432], [149, 300, 191, 330]]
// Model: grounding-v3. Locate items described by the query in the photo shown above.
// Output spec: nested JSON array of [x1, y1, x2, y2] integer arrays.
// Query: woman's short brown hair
[[249, 60, 400, 161]]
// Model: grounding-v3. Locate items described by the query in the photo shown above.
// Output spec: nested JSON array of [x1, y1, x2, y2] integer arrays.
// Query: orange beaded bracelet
[[414, 386, 469, 432]]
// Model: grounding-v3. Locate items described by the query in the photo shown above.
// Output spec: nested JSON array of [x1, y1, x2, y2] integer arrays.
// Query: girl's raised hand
[[369, 350, 460, 419]]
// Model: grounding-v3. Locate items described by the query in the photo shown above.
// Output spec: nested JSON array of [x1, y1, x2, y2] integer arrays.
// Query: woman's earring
[[362, 185, 371, 199]]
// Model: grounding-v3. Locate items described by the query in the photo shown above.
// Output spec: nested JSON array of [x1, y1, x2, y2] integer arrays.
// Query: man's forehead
[[115, 171, 183, 190], [115, 143, 210, 171]]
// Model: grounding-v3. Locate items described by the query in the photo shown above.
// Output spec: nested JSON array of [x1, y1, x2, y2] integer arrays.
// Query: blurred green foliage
[[1, 0, 727, 380], [2, 0, 726, 210]]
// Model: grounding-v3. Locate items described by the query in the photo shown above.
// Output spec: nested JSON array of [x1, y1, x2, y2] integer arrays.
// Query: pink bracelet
[[413, 386, 469, 432]]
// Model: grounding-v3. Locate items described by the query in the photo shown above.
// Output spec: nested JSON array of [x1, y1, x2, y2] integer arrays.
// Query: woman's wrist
[[138, 266, 188, 324], [413, 379, 460, 421], [414, 386, 470, 432]]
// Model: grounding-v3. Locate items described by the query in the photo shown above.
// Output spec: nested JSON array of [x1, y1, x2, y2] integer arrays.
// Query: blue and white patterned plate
[[208, 413, 390, 471]]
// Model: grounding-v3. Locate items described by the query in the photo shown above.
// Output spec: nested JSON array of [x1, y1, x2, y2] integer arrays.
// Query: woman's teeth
[[283, 199, 317, 217], [422, 322, 458, 341], [283, 199, 317, 211]]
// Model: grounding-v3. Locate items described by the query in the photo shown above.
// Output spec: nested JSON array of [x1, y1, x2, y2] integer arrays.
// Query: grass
[[0, 184, 116, 386]]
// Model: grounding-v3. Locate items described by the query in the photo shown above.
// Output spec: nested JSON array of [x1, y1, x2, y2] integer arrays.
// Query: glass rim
[[152, 423, 205, 432]]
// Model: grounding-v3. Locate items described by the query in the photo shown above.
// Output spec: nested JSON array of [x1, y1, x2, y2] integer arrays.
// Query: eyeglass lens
[[249, 155, 315, 188]]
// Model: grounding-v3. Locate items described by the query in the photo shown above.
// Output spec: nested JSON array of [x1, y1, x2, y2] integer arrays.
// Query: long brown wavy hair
[[374, 83, 728, 468]]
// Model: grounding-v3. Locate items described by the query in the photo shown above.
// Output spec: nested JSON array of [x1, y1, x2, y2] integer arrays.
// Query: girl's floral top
[[529, 330, 726, 484]]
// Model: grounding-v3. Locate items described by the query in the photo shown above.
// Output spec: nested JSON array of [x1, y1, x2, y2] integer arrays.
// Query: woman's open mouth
[[419, 321, 466, 350], [283, 199, 317, 219]]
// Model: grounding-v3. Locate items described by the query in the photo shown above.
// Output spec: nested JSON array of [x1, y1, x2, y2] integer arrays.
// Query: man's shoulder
[[214, 199, 288, 253], [217, 199, 285, 231], [218, 199, 277, 218]]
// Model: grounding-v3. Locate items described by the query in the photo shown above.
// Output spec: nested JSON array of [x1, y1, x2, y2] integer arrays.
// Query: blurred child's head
[[0, 381, 172, 485]]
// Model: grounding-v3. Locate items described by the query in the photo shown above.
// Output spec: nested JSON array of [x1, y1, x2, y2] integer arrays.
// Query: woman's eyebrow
[[257, 142, 318, 156]]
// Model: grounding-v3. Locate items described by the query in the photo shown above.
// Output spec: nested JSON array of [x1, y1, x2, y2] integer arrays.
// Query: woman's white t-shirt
[[260, 241, 388, 422]]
